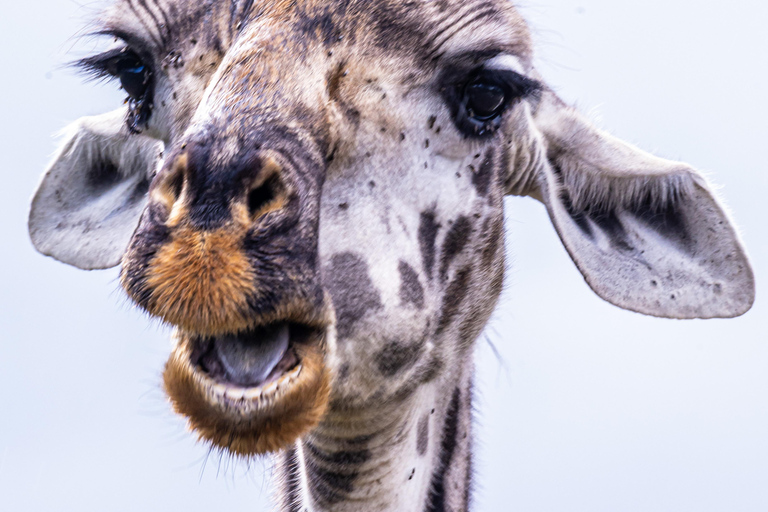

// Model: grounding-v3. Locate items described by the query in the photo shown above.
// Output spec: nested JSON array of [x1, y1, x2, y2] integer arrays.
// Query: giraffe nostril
[[167, 169, 184, 203], [155, 154, 187, 211], [247, 173, 284, 220]]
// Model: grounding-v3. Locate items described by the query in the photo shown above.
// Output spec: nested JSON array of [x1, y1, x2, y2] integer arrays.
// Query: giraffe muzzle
[[120, 133, 334, 455]]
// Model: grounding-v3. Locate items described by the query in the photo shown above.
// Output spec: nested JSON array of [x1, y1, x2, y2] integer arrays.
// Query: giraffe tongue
[[213, 324, 290, 387]]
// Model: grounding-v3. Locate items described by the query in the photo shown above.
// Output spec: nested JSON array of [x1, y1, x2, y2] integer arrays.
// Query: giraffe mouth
[[190, 323, 306, 392], [162, 321, 332, 456]]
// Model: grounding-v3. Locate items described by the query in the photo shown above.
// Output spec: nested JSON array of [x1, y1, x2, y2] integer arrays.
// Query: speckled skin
[[105, 3, 526, 509], [27, 1, 754, 511]]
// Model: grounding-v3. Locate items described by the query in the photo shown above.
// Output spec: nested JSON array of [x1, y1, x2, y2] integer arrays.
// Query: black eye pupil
[[119, 62, 149, 99], [466, 82, 505, 120]]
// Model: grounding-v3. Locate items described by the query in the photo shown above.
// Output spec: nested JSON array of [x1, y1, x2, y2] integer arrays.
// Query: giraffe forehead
[[100, 0, 532, 65]]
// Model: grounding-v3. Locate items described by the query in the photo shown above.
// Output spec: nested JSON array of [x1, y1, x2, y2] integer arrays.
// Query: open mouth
[[163, 320, 332, 456], [190, 323, 311, 399]]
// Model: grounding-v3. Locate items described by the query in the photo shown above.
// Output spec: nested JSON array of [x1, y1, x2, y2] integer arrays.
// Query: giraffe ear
[[524, 91, 754, 319], [29, 108, 163, 270]]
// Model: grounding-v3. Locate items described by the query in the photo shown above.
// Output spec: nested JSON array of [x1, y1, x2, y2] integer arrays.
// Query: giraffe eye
[[456, 75, 509, 136], [111, 53, 154, 132], [443, 64, 542, 138], [465, 81, 506, 121], [76, 47, 156, 133], [116, 57, 152, 100]]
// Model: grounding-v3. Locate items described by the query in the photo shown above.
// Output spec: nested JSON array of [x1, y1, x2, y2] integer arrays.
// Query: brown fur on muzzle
[[134, 220, 257, 335], [164, 338, 331, 455]]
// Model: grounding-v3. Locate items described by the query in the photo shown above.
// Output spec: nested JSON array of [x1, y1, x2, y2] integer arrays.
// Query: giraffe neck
[[275, 364, 475, 512]]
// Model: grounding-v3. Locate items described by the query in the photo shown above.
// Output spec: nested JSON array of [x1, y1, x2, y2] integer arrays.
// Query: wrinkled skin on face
[[136, 0, 529, 453], [34, 0, 544, 455], [29, 0, 753, 510]]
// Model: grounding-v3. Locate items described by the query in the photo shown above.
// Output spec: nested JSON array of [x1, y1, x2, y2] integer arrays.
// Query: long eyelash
[[73, 48, 131, 81], [440, 60, 543, 105], [480, 69, 542, 99]]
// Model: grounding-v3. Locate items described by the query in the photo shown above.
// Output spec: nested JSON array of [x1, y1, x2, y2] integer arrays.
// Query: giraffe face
[[29, 0, 754, 460], [56, 0, 536, 455]]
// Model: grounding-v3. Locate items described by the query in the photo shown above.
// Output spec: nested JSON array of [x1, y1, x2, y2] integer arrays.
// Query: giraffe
[[27, 1, 755, 511]]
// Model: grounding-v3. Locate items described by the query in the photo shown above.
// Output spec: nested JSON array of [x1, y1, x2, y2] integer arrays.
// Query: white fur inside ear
[[530, 92, 755, 319], [29, 109, 163, 270]]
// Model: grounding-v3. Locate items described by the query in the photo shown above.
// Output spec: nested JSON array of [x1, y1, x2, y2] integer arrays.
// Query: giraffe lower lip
[[191, 323, 302, 388], [164, 320, 331, 456]]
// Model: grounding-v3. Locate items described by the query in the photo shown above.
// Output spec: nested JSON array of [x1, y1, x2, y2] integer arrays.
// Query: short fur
[[28, 1, 754, 511], [140, 223, 257, 334]]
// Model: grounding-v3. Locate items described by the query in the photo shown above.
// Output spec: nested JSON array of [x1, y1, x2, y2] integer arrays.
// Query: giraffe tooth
[[226, 387, 245, 400], [244, 388, 262, 401], [213, 383, 228, 396], [264, 381, 279, 395]]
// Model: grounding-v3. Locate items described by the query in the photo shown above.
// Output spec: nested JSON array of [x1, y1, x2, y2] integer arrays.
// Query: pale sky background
[[1, 1, 766, 511]]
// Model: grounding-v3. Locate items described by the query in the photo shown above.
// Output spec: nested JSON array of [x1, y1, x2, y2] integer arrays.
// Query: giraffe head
[[29, 0, 754, 459]]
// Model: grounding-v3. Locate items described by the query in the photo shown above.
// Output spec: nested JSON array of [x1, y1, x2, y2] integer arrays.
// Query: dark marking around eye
[[247, 174, 281, 219], [439, 62, 541, 138], [76, 48, 154, 131]]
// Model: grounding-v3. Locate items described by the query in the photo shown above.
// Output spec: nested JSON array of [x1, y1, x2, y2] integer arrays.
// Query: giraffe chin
[[163, 324, 332, 457]]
